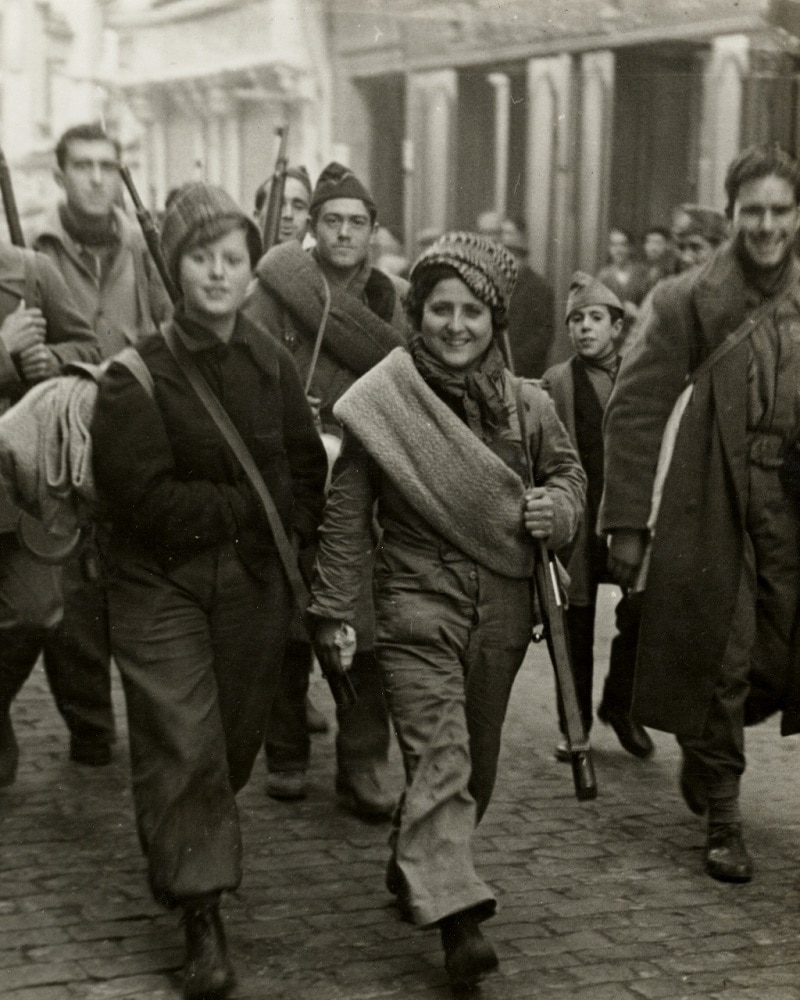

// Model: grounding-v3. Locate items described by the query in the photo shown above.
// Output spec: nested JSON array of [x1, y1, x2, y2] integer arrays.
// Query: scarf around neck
[[334, 347, 535, 578], [409, 336, 510, 434], [59, 203, 119, 249]]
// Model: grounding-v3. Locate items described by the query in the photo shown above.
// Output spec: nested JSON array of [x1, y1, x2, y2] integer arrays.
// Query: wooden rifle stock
[[118, 164, 178, 305], [515, 384, 598, 801], [260, 126, 289, 252], [0, 147, 25, 247]]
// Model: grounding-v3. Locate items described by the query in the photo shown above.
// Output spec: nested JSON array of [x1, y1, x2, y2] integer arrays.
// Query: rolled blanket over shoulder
[[334, 347, 536, 578], [254, 241, 406, 376]]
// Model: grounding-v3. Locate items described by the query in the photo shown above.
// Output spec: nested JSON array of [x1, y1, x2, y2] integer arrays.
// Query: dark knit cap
[[160, 182, 262, 289], [409, 231, 518, 320], [309, 162, 377, 218]]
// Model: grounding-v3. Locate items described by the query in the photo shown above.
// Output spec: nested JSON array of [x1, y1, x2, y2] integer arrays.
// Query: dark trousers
[[558, 587, 640, 735], [108, 543, 290, 906], [42, 541, 115, 747], [264, 640, 391, 776]]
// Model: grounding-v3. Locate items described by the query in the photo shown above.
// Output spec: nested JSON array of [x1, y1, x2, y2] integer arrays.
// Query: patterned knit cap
[[410, 231, 518, 319], [309, 162, 377, 218], [160, 182, 262, 289], [565, 271, 622, 321]]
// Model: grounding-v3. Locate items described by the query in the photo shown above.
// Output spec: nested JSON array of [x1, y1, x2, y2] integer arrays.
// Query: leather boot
[[182, 895, 234, 1000], [0, 712, 18, 788], [705, 823, 753, 883], [439, 908, 499, 989], [597, 702, 654, 759]]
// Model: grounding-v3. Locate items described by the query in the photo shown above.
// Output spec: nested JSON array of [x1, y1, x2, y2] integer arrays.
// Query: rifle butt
[[569, 745, 598, 801]]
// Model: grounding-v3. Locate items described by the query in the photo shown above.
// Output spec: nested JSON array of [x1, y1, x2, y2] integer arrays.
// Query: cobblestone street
[[2, 587, 800, 1000]]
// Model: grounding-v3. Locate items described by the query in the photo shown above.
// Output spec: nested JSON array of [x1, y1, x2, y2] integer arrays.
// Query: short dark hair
[[55, 122, 121, 170], [253, 165, 312, 213], [405, 262, 506, 333], [724, 144, 800, 218]]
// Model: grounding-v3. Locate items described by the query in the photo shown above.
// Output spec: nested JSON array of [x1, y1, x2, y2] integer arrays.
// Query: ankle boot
[[439, 908, 498, 988], [0, 713, 18, 787], [182, 896, 234, 1000]]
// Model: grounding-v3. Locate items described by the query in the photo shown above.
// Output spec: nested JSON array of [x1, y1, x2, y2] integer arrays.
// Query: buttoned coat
[[600, 242, 800, 738]]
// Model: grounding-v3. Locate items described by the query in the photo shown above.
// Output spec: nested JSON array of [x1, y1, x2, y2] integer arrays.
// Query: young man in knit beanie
[[243, 161, 406, 818], [14, 123, 170, 771], [542, 272, 654, 764]]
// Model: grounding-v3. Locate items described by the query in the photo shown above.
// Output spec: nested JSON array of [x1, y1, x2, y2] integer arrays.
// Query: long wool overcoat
[[599, 243, 800, 739]]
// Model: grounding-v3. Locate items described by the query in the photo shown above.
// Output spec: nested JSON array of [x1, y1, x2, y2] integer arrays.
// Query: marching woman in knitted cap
[[308, 232, 585, 988], [91, 183, 327, 999]]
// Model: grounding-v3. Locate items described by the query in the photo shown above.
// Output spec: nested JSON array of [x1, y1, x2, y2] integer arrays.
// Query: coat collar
[[692, 239, 800, 345]]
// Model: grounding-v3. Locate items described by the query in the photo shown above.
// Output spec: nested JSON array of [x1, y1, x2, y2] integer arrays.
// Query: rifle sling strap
[[162, 325, 309, 611]]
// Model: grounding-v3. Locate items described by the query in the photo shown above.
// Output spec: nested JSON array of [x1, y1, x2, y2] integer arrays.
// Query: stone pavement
[[2, 585, 800, 1000]]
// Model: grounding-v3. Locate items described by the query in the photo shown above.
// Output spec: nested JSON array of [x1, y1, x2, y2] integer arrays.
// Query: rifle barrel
[[0, 148, 25, 247]]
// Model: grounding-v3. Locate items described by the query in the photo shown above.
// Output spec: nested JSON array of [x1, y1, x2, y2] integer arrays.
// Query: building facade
[[0, 0, 113, 233], [329, 0, 800, 347], [105, 0, 332, 215]]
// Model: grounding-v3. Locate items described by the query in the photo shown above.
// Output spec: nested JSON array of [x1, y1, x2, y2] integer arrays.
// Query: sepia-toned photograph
[[1, 1, 800, 998]]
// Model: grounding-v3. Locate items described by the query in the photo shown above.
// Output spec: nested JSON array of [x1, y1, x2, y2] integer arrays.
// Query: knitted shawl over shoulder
[[254, 241, 406, 376], [334, 347, 536, 578]]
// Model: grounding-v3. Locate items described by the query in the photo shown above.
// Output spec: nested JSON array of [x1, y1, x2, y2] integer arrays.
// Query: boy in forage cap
[[542, 272, 654, 763]]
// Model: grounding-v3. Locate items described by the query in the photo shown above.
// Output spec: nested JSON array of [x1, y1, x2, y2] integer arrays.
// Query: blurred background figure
[[475, 209, 503, 243], [642, 225, 676, 287], [369, 225, 408, 278], [597, 227, 650, 320], [671, 204, 729, 272], [253, 165, 313, 246], [500, 218, 555, 378]]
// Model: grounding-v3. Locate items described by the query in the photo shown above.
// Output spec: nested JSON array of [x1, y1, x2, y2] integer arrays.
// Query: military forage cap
[[410, 231, 519, 318], [565, 271, 623, 321], [160, 182, 262, 288], [309, 161, 377, 217], [672, 204, 728, 245]]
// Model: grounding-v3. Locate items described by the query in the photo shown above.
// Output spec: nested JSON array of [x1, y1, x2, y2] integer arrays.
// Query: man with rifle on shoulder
[[25, 122, 170, 771], [0, 146, 100, 786], [243, 160, 407, 818]]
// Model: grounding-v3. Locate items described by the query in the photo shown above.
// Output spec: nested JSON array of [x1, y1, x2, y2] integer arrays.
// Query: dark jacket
[[600, 242, 800, 738], [91, 315, 327, 578], [507, 264, 555, 378]]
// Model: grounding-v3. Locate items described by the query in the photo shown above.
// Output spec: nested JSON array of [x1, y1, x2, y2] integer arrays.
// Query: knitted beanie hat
[[565, 271, 623, 321], [309, 162, 377, 218], [672, 204, 728, 245], [160, 182, 262, 289], [410, 231, 518, 319]]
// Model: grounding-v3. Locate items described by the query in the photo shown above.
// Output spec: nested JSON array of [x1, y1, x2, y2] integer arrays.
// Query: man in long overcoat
[[600, 145, 800, 884]]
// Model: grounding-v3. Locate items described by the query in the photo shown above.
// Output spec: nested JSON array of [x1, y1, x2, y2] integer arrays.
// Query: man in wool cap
[[243, 161, 407, 819], [601, 144, 800, 885]]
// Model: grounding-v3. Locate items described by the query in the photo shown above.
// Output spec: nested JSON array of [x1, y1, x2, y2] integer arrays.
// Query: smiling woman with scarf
[[308, 232, 585, 989]]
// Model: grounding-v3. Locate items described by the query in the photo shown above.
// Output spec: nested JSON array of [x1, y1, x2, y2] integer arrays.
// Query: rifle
[[118, 164, 178, 305], [260, 125, 289, 252], [0, 147, 25, 247], [515, 384, 598, 801]]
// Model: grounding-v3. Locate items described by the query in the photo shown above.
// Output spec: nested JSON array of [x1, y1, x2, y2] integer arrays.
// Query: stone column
[[405, 69, 457, 245], [577, 51, 615, 273], [526, 54, 574, 285], [487, 72, 511, 219], [697, 34, 749, 208]]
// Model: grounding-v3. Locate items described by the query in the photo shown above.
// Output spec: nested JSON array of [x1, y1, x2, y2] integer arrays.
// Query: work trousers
[[0, 532, 61, 718], [560, 588, 640, 734], [679, 464, 800, 802], [108, 542, 290, 906], [264, 639, 391, 776], [42, 534, 115, 747], [376, 540, 532, 927]]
